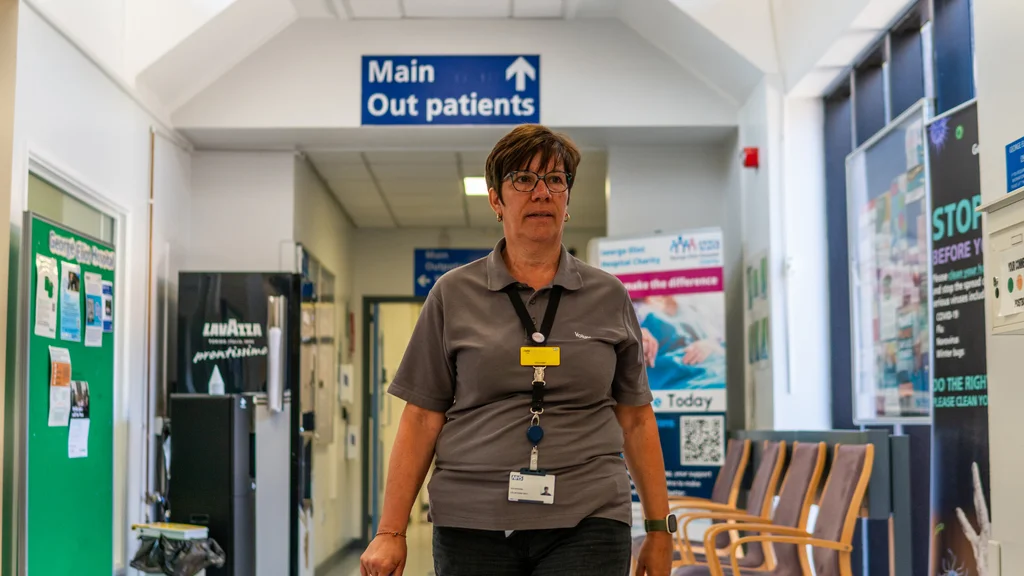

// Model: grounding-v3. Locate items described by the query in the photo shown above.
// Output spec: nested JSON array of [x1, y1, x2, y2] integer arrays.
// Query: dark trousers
[[432, 517, 631, 576]]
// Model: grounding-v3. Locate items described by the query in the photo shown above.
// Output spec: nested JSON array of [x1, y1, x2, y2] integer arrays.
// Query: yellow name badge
[[521, 347, 561, 367]]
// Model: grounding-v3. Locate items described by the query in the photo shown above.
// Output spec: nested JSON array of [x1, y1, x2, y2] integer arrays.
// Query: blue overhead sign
[[361, 55, 540, 126], [414, 248, 491, 296]]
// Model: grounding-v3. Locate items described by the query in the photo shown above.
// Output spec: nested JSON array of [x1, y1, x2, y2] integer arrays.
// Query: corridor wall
[[6, 4, 193, 569]]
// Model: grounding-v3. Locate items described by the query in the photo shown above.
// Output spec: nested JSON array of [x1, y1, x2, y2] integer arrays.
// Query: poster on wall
[[596, 229, 727, 503], [745, 251, 771, 428], [846, 99, 932, 424], [926, 101, 991, 576]]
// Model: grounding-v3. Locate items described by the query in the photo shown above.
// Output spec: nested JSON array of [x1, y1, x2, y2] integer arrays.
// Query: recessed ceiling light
[[463, 177, 488, 196]]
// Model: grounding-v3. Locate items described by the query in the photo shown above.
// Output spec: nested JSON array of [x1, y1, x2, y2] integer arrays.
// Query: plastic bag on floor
[[130, 535, 226, 576]]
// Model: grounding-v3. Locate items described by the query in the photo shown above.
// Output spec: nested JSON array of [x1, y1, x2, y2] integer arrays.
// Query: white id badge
[[508, 471, 556, 505]]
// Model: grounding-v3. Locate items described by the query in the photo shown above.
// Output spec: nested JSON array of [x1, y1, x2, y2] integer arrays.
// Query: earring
[[564, 213, 571, 222], [496, 213, 503, 222]]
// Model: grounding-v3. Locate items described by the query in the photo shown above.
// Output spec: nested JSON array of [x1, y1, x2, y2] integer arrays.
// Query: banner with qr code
[[595, 228, 727, 501]]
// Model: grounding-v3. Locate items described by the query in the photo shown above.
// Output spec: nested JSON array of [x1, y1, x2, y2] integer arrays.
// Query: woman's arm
[[615, 403, 669, 522], [616, 403, 672, 576], [377, 403, 446, 534]]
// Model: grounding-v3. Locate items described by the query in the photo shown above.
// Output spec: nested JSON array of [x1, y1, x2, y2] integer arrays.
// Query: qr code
[[681, 415, 725, 466]]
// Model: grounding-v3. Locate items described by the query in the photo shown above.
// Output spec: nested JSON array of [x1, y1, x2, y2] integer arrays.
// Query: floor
[[325, 523, 435, 576]]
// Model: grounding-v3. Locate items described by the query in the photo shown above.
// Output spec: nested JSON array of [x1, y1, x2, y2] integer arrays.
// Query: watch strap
[[644, 518, 668, 533]]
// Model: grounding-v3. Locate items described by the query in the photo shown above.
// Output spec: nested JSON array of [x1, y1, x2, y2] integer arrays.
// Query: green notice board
[[3, 212, 115, 575]]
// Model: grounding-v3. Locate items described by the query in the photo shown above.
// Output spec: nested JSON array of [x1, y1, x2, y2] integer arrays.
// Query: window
[[27, 173, 115, 243], [933, 0, 975, 114]]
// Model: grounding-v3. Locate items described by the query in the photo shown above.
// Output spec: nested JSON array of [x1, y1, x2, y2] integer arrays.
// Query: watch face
[[667, 514, 678, 532]]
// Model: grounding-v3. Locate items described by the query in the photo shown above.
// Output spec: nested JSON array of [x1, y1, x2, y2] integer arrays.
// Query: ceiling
[[291, 0, 621, 19], [305, 149, 608, 229]]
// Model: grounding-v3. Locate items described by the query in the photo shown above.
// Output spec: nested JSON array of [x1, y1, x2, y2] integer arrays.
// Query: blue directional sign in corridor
[[361, 55, 541, 125], [414, 248, 491, 296]]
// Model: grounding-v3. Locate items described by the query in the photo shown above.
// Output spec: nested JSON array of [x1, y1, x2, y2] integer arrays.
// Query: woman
[[360, 124, 674, 576]]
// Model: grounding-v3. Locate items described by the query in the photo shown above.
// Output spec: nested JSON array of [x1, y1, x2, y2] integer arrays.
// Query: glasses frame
[[503, 170, 573, 194]]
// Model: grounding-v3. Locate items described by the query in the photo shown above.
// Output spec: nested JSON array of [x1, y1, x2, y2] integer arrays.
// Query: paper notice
[[34, 255, 58, 339], [346, 424, 359, 460], [101, 281, 113, 333], [84, 273, 103, 347], [48, 346, 72, 427], [68, 380, 90, 458], [1000, 243, 1024, 317], [59, 261, 82, 342], [340, 363, 354, 404]]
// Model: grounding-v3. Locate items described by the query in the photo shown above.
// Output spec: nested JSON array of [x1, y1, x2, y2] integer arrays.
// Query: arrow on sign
[[505, 57, 536, 92], [417, 274, 432, 288]]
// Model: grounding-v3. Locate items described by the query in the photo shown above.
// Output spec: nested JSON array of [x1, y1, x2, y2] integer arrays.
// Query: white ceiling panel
[[307, 151, 365, 165], [290, 0, 335, 18], [363, 151, 458, 164], [402, 0, 512, 19], [386, 193, 462, 208], [332, 181, 382, 200], [457, 151, 491, 174], [396, 213, 468, 227], [370, 162, 459, 180], [378, 180, 461, 198], [348, 0, 403, 18], [319, 162, 372, 181], [513, 0, 564, 18], [349, 209, 397, 228]]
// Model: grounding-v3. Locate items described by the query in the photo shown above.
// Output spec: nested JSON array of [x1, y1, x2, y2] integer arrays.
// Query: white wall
[[26, 0, 125, 74], [605, 142, 747, 427], [293, 156, 359, 562], [737, 77, 830, 431], [778, 96, 831, 430], [9, 4, 192, 567], [737, 78, 780, 430], [974, 0, 1024, 568], [187, 151, 296, 271], [170, 18, 738, 130]]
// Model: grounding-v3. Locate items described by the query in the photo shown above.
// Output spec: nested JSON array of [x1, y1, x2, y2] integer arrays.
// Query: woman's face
[[489, 153, 569, 246]]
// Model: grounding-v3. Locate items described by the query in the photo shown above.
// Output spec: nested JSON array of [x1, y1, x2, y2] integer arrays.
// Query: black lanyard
[[502, 285, 564, 345], [502, 285, 563, 418]]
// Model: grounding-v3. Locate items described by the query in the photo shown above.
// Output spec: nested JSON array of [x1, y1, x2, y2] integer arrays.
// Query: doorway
[[360, 297, 428, 547]]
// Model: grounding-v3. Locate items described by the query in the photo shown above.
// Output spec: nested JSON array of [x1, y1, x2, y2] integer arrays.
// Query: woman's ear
[[488, 188, 503, 212]]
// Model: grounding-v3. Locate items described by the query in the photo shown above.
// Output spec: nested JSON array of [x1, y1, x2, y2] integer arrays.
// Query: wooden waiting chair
[[631, 438, 751, 570], [673, 440, 786, 569], [700, 443, 875, 576], [672, 441, 827, 576]]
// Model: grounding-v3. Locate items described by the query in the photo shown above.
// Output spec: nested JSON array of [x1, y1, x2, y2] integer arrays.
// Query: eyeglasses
[[504, 170, 572, 193]]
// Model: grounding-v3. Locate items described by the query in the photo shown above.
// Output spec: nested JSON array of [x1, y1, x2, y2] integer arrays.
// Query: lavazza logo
[[203, 319, 263, 338]]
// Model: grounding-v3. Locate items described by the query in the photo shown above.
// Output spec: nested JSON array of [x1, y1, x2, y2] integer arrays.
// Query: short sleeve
[[387, 291, 456, 413], [613, 293, 654, 406]]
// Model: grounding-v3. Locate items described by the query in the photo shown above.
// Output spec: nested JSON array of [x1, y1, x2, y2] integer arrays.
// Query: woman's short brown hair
[[485, 124, 581, 203]]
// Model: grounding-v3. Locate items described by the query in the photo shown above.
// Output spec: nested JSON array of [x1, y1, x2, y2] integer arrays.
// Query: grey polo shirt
[[388, 238, 653, 531]]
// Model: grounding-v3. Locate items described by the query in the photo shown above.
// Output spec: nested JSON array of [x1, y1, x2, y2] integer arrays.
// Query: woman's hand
[[360, 534, 407, 576], [681, 339, 722, 365], [635, 532, 673, 576], [641, 328, 659, 367]]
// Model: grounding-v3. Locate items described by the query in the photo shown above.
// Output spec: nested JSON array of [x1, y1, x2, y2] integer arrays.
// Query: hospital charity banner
[[596, 228, 727, 501], [927, 101, 991, 576]]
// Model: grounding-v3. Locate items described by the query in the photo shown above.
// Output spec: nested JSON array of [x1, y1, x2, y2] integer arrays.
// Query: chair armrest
[[670, 501, 738, 515], [703, 524, 812, 574], [726, 535, 852, 574], [677, 512, 765, 564]]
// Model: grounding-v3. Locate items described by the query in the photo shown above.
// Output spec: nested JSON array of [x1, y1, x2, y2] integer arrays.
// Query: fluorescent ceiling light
[[463, 177, 488, 196]]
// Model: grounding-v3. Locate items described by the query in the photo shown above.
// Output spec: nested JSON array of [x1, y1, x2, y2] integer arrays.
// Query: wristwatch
[[643, 513, 678, 534]]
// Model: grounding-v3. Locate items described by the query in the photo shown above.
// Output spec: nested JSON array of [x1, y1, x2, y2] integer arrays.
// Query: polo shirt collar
[[487, 237, 583, 292]]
